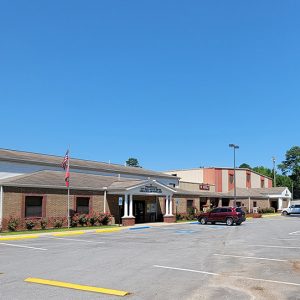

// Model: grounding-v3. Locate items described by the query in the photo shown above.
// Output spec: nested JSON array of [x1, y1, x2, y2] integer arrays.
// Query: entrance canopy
[[108, 179, 176, 196], [108, 179, 177, 224]]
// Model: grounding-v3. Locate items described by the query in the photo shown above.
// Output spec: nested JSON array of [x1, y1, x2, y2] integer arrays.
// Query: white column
[[129, 194, 134, 217], [169, 195, 173, 216], [248, 196, 251, 213], [123, 194, 128, 217], [165, 196, 169, 216], [278, 198, 283, 211], [103, 189, 107, 213]]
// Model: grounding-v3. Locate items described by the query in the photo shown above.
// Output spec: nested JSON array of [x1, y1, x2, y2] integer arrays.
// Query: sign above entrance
[[199, 184, 210, 191], [140, 184, 162, 194]]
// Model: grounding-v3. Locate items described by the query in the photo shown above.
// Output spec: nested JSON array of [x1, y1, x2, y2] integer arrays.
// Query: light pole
[[229, 144, 239, 207], [272, 156, 276, 187]]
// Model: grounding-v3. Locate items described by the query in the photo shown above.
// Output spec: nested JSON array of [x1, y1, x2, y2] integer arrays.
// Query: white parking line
[[44, 237, 105, 244], [213, 254, 287, 262], [153, 265, 300, 287], [0, 243, 47, 251], [249, 244, 300, 249], [289, 231, 300, 235], [271, 238, 300, 241]]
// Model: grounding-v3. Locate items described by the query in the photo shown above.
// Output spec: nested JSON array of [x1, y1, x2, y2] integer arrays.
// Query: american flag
[[65, 164, 70, 187], [61, 150, 69, 170]]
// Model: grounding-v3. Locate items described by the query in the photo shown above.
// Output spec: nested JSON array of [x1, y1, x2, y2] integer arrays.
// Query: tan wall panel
[[165, 169, 203, 184], [236, 170, 246, 188], [222, 170, 228, 192]]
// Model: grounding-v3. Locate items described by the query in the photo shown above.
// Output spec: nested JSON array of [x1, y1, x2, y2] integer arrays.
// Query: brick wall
[[2, 187, 104, 219]]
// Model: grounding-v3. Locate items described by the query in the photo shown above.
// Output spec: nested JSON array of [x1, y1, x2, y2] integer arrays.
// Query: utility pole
[[272, 156, 276, 187]]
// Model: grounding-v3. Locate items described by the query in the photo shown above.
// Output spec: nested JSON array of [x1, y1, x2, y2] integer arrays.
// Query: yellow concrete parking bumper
[[95, 228, 122, 233], [52, 231, 85, 237], [0, 235, 39, 241], [24, 277, 129, 296]]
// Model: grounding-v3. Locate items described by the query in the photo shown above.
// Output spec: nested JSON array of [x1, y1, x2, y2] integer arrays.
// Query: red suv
[[197, 207, 246, 226]]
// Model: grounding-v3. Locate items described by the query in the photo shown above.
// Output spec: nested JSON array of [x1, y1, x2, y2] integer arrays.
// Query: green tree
[[278, 146, 300, 198], [252, 166, 273, 178], [239, 163, 252, 169], [126, 157, 141, 168]]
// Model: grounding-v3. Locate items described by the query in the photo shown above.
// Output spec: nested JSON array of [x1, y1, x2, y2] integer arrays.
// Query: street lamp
[[272, 156, 276, 187], [229, 144, 239, 207]]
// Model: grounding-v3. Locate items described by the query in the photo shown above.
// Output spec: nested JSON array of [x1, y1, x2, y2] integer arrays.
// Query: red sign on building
[[199, 184, 210, 191]]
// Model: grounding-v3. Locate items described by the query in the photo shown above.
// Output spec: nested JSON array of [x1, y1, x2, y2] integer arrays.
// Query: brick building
[[0, 149, 292, 230]]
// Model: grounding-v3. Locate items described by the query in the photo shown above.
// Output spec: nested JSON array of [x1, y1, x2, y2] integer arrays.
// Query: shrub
[[88, 212, 98, 226], [71, 214, 80, 227], [40, 218, 48, 230], [52, 217, 64, 228], [7, 217, 20, 231], [25, 219, 36, 230], [98, 213, 112, 225], [258, 207, 275, 214], [78, 214, 88, 226]]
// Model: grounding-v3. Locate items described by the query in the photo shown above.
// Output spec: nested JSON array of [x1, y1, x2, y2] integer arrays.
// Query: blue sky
[[0, 1, 299, 171]]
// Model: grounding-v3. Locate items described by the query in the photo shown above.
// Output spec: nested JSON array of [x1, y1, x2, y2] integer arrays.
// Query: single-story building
[[0, 148, 292, 230]]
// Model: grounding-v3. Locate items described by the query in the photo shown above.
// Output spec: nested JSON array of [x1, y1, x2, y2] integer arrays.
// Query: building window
[[261, 179, 265, 188], [25, 196, 43, 218], [253, 201, 257, 207], [246, 173, 251, 182], [236, 201, 241, 207], [76, 197, 90, 214], [229, 174, 234, 184], [187, 200, 194, 213]]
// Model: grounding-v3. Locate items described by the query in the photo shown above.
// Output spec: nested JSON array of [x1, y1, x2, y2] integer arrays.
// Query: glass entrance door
[[134, 201, 145, 223]]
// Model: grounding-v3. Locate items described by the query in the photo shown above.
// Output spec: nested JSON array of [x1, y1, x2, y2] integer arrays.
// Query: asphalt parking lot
[[1, 216, 300, 300]]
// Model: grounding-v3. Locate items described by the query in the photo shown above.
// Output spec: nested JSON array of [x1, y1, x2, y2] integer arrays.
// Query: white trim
[[125, 179, 177, 193]]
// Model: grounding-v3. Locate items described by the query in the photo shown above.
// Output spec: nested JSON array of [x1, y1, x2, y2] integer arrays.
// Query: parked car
[[197, 207, 246, 226], [281, 204, 300, 216]]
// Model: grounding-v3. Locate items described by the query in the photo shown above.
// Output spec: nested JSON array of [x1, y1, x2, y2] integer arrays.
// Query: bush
[[88, 212, 98, 226], [176, 213, 197, 221], [52, 217, 64, 228], [71, 214, 80, 227], [98, 213, 112, 225], [78, 214, 88, 226], [25, 219, 36, 230], [258, 207, 275, 214], [7, 217, 20, 231], [40, 218, 48, 230]]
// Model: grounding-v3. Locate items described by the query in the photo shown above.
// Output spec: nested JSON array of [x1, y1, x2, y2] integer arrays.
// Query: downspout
[[0, 186, 3, 229]]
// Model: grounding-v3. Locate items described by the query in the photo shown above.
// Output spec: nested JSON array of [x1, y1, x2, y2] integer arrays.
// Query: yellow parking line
[[95, 228, 122, 233], [24, 277, 129, 296], [0, 235, 39, 241], [52, 231, 85, 237]]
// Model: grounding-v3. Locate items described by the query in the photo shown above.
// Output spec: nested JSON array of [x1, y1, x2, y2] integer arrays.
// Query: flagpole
[[67, 148, 70, 229]]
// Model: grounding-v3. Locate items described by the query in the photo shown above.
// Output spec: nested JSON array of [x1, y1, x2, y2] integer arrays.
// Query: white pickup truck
[[282, 203, 300, 216]]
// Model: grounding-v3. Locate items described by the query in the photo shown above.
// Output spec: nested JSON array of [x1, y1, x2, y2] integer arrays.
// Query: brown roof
[[0, 148, 177, 179], [222, 187, 289, 198], [0, 170, 143, 191]]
